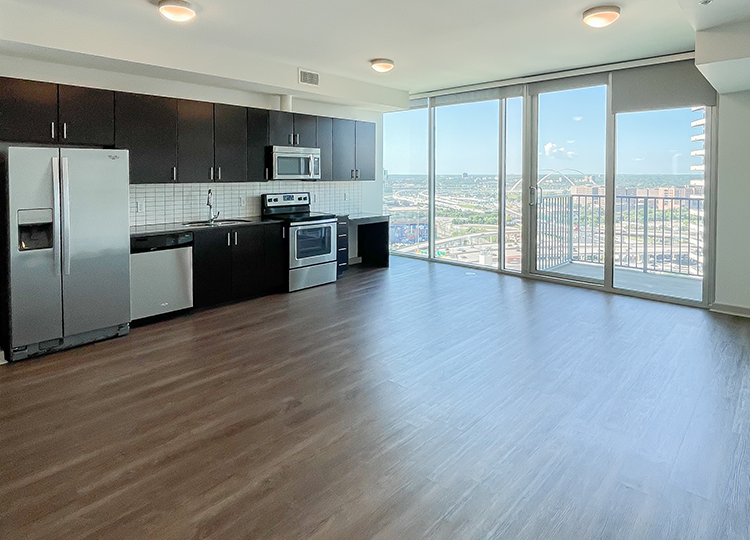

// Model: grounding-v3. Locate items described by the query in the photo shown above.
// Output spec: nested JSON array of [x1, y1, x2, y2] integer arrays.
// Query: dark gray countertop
[[130, 217, 278, 237], [346, 213, 390, 225]]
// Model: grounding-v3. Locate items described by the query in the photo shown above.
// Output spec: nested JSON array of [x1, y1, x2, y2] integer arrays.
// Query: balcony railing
[[537, 194, 704, 276]]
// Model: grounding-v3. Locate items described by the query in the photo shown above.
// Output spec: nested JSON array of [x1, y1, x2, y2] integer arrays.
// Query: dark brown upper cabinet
[[177, 99, 214, 184], [332, 118, 356, 181], [294, 114, 317, 147], [355, 121, 376, 181], [317, 116, 333, 182], [115, 92, 178, 184], [247, 107, 270, 181], [0, 78, 58, 144], [268, 111, 294, 146], [58, 85, 115, 146], [269, 111, 317, 147], [214, 104, 247, 183]]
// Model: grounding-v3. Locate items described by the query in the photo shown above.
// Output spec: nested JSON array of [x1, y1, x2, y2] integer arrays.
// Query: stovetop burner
[[261, 192, 336, 223]]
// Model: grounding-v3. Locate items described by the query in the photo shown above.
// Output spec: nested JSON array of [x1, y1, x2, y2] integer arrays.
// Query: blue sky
[[383, 88, 704, 176]]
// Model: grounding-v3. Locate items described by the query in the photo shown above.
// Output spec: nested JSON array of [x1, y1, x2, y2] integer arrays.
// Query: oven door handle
[[289, 218, 337, 228]]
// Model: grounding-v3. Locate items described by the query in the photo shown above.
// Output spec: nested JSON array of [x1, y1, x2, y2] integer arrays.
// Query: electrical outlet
[[344, 192, 348, 201], [313, 194, 318, 203], [136, 201, 145, 213], [239, 196, 246, 207]]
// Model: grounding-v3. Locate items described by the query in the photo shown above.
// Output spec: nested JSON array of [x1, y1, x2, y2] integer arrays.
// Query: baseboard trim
[[710, 303, 750, 319]]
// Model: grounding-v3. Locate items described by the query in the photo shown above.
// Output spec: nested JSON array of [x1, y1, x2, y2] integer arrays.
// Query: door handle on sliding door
[[529, 186, 538, 206], [52, 157, 62, 276], [61, 157, 72, 276]]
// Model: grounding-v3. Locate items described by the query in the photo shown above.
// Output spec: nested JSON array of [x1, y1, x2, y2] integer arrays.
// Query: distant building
[[571, 185, 605, 196], [691, 108, 707, 179]]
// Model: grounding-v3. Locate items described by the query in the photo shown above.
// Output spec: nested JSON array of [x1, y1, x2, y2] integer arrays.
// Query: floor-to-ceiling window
[[434, 100, 500, 267], [503, 97, 524, 272], [533, 84, 608, 282], [383, 60, 715, 307], [383, 107, 429, 256], [613, 107, 706, 301]]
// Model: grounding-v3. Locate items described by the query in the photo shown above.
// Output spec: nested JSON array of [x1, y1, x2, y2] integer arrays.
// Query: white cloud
[[544, 142, 576, 160], [566, 140, 576, 144], [573, 116, 583, 122], [633, 157, 645, 161]]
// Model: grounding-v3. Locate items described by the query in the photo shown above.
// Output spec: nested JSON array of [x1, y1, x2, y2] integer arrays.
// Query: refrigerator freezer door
[[60, 149, 131, 336], [8, 147, 63, 348]]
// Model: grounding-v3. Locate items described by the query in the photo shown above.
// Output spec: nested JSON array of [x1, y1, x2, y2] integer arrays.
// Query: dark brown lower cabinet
[[193, 227, 233, 308], [231, 226, 264, 299], [263, 222, 287, 293], [193, 223, 287, 308]]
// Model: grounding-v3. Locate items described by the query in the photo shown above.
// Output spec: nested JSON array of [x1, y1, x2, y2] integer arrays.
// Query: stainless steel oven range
[[261, 192, 337, 292]]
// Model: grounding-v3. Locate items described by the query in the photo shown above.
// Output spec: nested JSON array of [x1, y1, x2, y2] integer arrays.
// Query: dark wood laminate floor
[[1, 257, 749, 540]]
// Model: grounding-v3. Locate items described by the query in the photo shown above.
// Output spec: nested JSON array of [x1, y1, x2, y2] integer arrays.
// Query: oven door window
[[277, 156, 311, 176], [296, 226, 332, 259]]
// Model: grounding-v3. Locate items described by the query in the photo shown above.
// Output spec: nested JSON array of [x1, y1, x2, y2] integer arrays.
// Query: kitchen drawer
[[337, 231, 348, 247]]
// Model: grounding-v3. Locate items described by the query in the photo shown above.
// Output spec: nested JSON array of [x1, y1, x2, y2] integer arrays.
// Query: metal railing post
[[568, 195, 574, 262], [643, 198, 648, 273]]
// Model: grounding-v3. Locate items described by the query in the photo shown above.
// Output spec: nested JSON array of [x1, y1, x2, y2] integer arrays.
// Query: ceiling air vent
[[298, 69, 320, 87]]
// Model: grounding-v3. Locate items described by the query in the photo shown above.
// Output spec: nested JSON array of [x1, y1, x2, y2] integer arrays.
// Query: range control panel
[[263, 193, 310, 208]]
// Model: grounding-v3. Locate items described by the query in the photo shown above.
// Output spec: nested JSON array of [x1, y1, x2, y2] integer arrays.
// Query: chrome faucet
[[206, 189, 220, 223]]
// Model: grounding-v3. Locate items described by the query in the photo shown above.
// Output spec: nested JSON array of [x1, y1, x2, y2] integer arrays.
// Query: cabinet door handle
[[217, 167, 222, 180], [338, 247, 346, 252], [288, 134, 293, 145], [265, 168, 269, 180], [172, 167, 177, 181], [234, 231, 238, 245], [51, 122, 55, 140], [227, 232, 231, 246], [282, 228, 285, 239], [63, 123, 67, 140], [295, 134, 300, 145], [210, 167, 214, 181]]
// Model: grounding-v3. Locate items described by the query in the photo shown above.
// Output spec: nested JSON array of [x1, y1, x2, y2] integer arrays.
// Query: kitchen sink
[[182, 219, 249, 227]]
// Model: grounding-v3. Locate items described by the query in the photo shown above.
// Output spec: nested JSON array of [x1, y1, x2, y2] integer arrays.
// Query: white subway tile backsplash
[[129, 181, 363, 226]]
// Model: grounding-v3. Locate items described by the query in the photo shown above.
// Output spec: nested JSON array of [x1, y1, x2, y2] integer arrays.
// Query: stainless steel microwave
[[268, 146, 321, 180]]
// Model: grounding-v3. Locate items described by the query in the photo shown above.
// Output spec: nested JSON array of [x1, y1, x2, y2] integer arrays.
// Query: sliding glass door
[[531, 84, 608, 283]]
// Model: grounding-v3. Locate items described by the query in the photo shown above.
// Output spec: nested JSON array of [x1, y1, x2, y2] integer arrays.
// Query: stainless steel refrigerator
[[1, 146, 131, 362]]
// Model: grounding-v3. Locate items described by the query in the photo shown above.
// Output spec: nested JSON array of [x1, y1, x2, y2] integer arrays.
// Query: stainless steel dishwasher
[[130, 232, 193, 320]]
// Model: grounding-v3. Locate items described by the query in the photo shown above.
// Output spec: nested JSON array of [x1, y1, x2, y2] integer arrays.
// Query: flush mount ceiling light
[[370, 59, 395, 73], [158, 0, 196, 23], [582, 5, 621, 28]]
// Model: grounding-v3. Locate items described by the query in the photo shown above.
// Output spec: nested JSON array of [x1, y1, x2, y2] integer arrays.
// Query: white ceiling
[[0, 0, 699, 95], [677, 0, 750, 31]]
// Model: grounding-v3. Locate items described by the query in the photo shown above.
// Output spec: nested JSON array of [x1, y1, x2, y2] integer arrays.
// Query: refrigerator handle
[[52, 157, 62, 277], [61, 157, 72, 276]]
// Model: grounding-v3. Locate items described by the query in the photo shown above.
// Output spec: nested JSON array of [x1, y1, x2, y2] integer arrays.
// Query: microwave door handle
[[309, 156, 315, 179], [51, 157, 62, 276]]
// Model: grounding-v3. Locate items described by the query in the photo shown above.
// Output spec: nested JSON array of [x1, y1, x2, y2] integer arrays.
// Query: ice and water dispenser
[[17, 209, 54, 251]]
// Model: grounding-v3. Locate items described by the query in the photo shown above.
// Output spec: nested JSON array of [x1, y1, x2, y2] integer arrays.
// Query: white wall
[[0, 53, 385, 216], [714, 90, 750, 315]]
